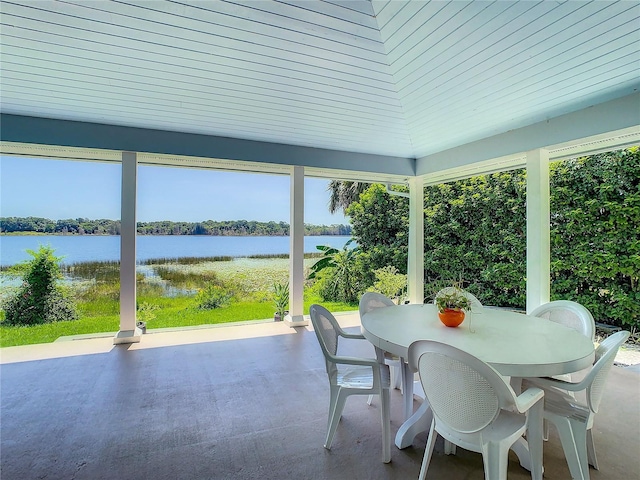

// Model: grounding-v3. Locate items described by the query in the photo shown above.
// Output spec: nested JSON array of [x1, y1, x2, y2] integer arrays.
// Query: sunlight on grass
[[0, 315, 120, 347], [0, 257, 356, 348]]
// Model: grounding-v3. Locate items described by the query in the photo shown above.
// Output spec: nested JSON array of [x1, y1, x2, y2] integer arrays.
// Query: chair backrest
[[359, 292, 395, 318], [434, 287, 483, 310], [359, 293, 396, 365], [530, 300, 595, 341], [408, 340, 517, 434], [584, 330, 629, 413], [310, 304, 343, 380], [310, 304, 340, 358]]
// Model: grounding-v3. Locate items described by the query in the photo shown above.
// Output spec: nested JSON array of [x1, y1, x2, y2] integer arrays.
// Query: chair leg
[[481, 441, 510, 480], [399, 357, 407, 394], [570, 419, 590, 480], [391, 364, 402, 390], [527, 401, 544, 480], [552, 415, 588, 480], [543, 419, 550, 441], [444, 440, 456, 455], [419, 420, 438, 480], [325, 388, 347, 449], [367, 394, 374, 406], [381, 387, 391, 463], [586, 428, 599, 470]]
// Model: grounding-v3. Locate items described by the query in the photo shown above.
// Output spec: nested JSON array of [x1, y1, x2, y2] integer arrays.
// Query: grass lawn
[[0, 297, 356, 348], [0, 257, 357, 347]]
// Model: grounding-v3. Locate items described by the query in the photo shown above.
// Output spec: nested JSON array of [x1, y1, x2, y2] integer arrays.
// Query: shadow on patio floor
[[1, 314, 638, 479]]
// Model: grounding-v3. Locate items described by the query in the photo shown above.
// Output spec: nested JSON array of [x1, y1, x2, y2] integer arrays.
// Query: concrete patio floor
[[1, 313, 639, 480]]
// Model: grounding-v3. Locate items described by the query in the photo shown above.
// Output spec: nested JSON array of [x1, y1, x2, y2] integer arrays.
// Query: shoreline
[[0, 252, 323, 270], [0, 234, 352, 268], [0, 232, 347, 237]]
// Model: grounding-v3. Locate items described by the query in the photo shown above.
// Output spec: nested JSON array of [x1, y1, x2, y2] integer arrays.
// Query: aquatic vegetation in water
[[62, 260, 120, 282], [140, 255, 233, 265]]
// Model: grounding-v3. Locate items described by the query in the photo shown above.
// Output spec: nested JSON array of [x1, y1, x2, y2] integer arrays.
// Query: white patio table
[[360, 303, 595, 467]]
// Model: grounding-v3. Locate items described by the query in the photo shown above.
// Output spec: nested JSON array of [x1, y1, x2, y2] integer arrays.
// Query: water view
[[0, 235, 353, 267]]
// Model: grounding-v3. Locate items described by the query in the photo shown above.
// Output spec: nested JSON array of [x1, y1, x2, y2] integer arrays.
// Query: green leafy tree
[[549, 148, 639, 328], [2, 217, 349, 236], [346, 172, 528, 308], [346, 184, 410, 288], [3, 245, 79, 325], [344, 148, 638, 328], [423, 171, 527, 307]]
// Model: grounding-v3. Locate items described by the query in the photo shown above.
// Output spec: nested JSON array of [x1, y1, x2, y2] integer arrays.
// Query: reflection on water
[[136, 265, 196, 297], [1, 261, 199, 298]]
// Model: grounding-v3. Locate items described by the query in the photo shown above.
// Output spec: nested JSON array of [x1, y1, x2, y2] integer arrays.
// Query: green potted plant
[[272, 281, 289, 322], [435, 287, 471, 327], [136, 301, 159, 334]]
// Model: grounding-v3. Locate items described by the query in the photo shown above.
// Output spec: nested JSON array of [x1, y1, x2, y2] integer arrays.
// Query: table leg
[[401, 358, 413, 421], [395, 397, 433, 449]]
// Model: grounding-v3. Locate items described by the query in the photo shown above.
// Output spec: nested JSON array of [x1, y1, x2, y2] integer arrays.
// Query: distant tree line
[[0, 217, 351, 236]]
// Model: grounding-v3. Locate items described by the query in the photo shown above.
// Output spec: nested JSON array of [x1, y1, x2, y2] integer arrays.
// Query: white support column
[[114, 151, 142, 344], [408, 177, 425, 304], [526, 149, 551, 313], [285, 166, 308, 327]]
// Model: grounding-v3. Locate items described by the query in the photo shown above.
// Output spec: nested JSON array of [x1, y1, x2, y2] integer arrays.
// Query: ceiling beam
[[0, 113, 415, 178]]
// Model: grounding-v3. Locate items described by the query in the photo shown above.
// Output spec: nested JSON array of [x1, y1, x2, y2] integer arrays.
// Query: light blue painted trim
[[416, 93, 640, 175], [0, 114, 415, 177]]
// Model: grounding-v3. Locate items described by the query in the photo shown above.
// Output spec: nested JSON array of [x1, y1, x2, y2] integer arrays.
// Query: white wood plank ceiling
[[1, 0, 639, 162]]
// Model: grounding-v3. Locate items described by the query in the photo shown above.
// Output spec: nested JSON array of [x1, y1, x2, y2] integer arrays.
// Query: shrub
[[194, 284, 233, 310], [136, 302, 160, 323], [3, 245, 79, 325], [309, 239, 365, 303], [315, 266, 365, 304], [367, 265, 407, 300]]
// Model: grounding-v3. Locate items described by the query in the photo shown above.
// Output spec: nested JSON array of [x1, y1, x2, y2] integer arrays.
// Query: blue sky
[[0, 156, 348, 225]]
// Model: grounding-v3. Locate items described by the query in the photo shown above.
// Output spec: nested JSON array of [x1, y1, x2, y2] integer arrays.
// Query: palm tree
[[327, 181, 369, 214]]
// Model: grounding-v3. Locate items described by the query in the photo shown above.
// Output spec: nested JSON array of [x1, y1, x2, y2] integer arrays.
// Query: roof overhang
[[3, 91, 638, 186], [417, 92, 640, 185], [0, 113, 413, 184]]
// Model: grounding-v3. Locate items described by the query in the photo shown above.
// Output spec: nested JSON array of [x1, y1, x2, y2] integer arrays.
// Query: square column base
[[284, 314, 308, 327], [113, 328, 143, 345]]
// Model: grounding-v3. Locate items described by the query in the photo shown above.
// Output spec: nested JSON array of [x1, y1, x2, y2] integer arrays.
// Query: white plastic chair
[[530, 300, 595, 341], [408, 340, 544, 480], [523, 330, 629, 480], [359, 292, 403, 403], [529, 300, 597, 441], [309, 304, 391, 463]]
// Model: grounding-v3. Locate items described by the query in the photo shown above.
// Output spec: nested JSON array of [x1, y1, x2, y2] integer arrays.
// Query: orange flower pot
[[438, 308, 466, 327]]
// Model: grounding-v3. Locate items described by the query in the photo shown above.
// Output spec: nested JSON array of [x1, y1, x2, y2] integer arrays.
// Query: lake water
[[0, 235, 353, 266]]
